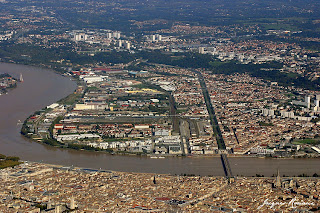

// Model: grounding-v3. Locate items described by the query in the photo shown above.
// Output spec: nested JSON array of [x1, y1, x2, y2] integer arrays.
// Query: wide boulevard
[[194, 69, 233, 178]]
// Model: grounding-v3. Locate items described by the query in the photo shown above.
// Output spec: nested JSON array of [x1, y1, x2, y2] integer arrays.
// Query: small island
[[0, 73, 20, 95]]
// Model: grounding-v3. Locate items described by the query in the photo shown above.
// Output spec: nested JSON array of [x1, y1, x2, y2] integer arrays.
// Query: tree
[[5, 156, 20, 161]]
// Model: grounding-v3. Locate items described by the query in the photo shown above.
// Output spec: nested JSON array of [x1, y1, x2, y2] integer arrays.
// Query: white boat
[[20, 73, 23, 82]]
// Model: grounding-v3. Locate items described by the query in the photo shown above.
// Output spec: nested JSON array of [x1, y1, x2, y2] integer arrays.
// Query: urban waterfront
[[0, 62, 319, 177]]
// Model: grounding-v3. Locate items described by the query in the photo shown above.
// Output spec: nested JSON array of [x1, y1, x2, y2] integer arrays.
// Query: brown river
[[0, 62, 319, 176]]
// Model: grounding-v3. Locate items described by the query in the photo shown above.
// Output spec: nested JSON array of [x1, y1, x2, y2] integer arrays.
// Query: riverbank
[[19, 99, 320, 160], [0, 62, 319, 177], [20, 122, 320, 159], [17, 64, 320, 160]]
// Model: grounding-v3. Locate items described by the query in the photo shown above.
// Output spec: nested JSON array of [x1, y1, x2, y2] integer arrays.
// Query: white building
[[106, 32, 113, 39], [262, 108, 274, 117], [74, 103, 108, 110], [47, 103, 60, 109], [118, 40, 122, 47], [156, 34, 162, 41], [74, 33, 88, 41], [151, 35, 156, 42], [80, 75, 107, 84], [250, 146, 274, 155], [124, 41, 131, 49], [113, 32, 121, 39], [155, 129, 170, 136], [199, 47, 205, 54], [56, 134, 100, 142], [280, 110, 295, 118], [305, 96, 311, 109]]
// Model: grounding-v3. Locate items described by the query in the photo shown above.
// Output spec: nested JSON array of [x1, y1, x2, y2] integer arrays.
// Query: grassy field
[[259, 122, 274, 126], [58, 92, 82, 105], [0, 154, 21, 169], [293, 138, 320, 145]]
